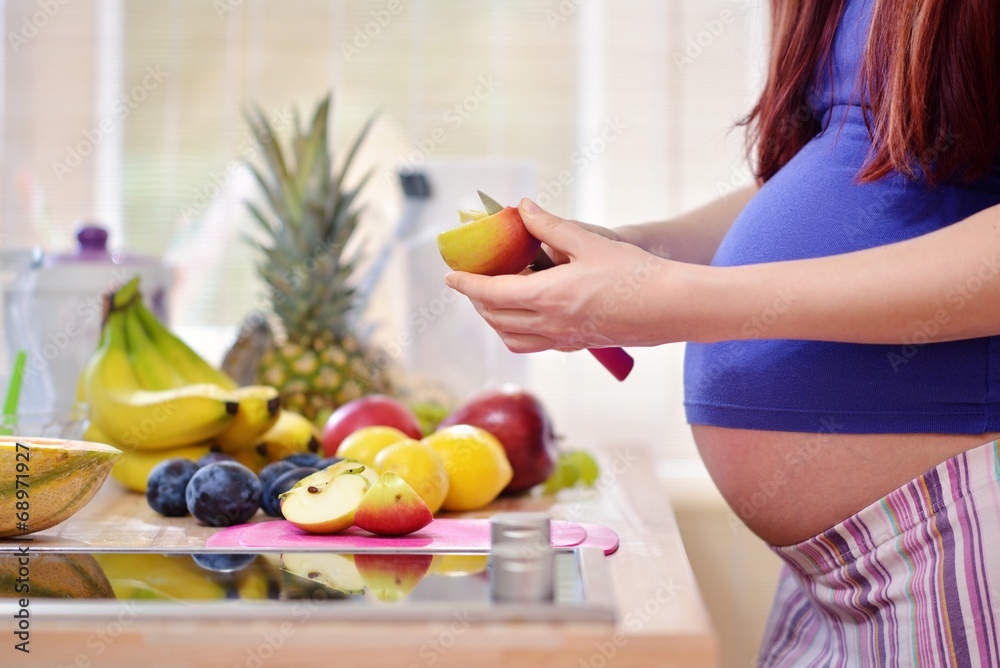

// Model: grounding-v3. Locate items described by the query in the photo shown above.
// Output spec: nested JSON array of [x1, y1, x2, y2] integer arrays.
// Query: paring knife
[[478, 191, 634, 381]]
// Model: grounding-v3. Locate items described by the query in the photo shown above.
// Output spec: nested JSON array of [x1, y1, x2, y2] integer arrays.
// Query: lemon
[[373, 439, 449, 514], [422, 425, 513, 511], [335, 426, 410, 467]]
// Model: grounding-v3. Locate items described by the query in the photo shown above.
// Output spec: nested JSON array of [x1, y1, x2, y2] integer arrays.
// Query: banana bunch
[[80, 278, 315, 491]]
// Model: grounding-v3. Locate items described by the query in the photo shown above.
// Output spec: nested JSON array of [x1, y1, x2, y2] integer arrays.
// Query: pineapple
[[236, 93, 392, 422]]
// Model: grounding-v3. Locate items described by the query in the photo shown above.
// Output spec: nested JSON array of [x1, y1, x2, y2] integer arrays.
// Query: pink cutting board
[[207, 518, 619, 555]]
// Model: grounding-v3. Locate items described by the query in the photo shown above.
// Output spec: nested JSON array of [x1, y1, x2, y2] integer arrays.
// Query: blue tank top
[[683, 0, 1000, 434]]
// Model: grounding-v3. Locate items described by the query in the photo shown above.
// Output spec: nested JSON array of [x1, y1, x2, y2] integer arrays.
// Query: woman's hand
[[444, 199, 682, 353], [541, 219, 624, 266]]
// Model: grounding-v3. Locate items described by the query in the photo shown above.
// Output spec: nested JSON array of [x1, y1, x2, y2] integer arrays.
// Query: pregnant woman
[[446, 0, 1000, 664]]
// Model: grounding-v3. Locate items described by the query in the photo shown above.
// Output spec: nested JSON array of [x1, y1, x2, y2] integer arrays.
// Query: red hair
[[742, 0, 1000, 184]]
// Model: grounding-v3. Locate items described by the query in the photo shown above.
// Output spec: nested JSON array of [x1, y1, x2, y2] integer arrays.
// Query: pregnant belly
[[692, 425, 1000, 546]]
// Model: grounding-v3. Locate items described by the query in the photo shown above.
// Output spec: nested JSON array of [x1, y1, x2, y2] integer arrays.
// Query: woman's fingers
[[444, 270, 508, 309], [518, 199, 597, 261], [495, 332, 560, 354]]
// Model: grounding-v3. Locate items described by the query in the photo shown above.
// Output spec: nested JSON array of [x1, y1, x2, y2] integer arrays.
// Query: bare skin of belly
[[692, 425, 1000, 547]]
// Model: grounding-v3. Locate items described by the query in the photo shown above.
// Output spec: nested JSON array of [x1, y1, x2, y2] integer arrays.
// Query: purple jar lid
[[74, 225, 111, 260], [44, 223, 158, 266]]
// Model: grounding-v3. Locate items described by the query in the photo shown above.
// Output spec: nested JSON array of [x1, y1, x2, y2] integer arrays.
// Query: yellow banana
[[252, 409, 321, 461], [94, 553, 227, 601], [214, 385, 282, 452], [86, 310, 239, 450], [124, 302, 187, 390], [110, 442, 212, 493], [83, 420, 116, 446], [134, 299, 238, 390], [228, 446, 269, 474]]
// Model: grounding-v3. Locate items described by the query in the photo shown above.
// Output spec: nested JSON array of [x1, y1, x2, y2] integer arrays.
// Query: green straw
[[0, 350, 27, 436]]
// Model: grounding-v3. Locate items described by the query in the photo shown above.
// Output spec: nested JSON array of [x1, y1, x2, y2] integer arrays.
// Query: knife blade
[[476, 191, 634, 381]]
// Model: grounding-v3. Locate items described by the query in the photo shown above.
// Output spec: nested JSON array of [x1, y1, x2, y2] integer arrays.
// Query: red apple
[[321, 395, 423, 457], [437, 206, 541, 276], [438, 385, 558, 494]]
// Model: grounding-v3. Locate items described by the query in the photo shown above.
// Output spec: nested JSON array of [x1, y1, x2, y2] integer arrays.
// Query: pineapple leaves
[[242, 91, 378, 337], [328, 112, 378, 231]]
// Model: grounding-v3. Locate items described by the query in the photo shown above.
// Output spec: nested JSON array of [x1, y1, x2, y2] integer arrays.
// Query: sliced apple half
[[354, 471, 433, 537], [293, 461, 378, 490], [280, 552, 365, 595], [280, 470, 369, 534], [437, 206, 541, 276], [354, 553, 434, 603]]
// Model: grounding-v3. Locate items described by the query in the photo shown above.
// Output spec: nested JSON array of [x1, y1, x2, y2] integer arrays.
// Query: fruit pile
[[322, 388, 601, 501], [142, 387, 599, 533], [79, 277, 321, 492]]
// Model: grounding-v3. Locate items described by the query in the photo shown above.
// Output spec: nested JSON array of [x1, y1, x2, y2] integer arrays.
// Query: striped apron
[[757, 439, 1000, 667]]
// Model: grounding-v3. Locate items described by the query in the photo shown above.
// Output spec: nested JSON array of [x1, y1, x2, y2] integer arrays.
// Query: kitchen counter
[[13, 445, 718, 667]]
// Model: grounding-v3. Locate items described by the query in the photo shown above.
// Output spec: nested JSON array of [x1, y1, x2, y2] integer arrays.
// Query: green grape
[[563, 450, 600, 486], [408, 401, 452, 436], [541, 455, 579, 494]]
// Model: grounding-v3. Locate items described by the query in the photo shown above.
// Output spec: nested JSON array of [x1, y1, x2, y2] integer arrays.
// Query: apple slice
[[280, 553, 365, 594], [354, 471, 433, 536], [354, 553, 434, 603], [437, 206, 541, 276], [293, 461, 378, 490], [280, 470, 369, 534], [458, 209, 488, 222]]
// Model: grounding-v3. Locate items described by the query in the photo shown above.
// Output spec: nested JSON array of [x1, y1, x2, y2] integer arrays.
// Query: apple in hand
[[437, 206, 541, 276], [321, 395, 423, 457], [439, 385, 558, 493], [354, 553, 434, 603], [279, 466, 370, 534], [354, 471, 433, 536], [279, 552, 365, 595]]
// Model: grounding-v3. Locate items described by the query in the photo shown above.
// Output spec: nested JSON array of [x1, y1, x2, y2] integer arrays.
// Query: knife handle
[[588, 347, 634, 381], [529, 249, 634, 381]]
